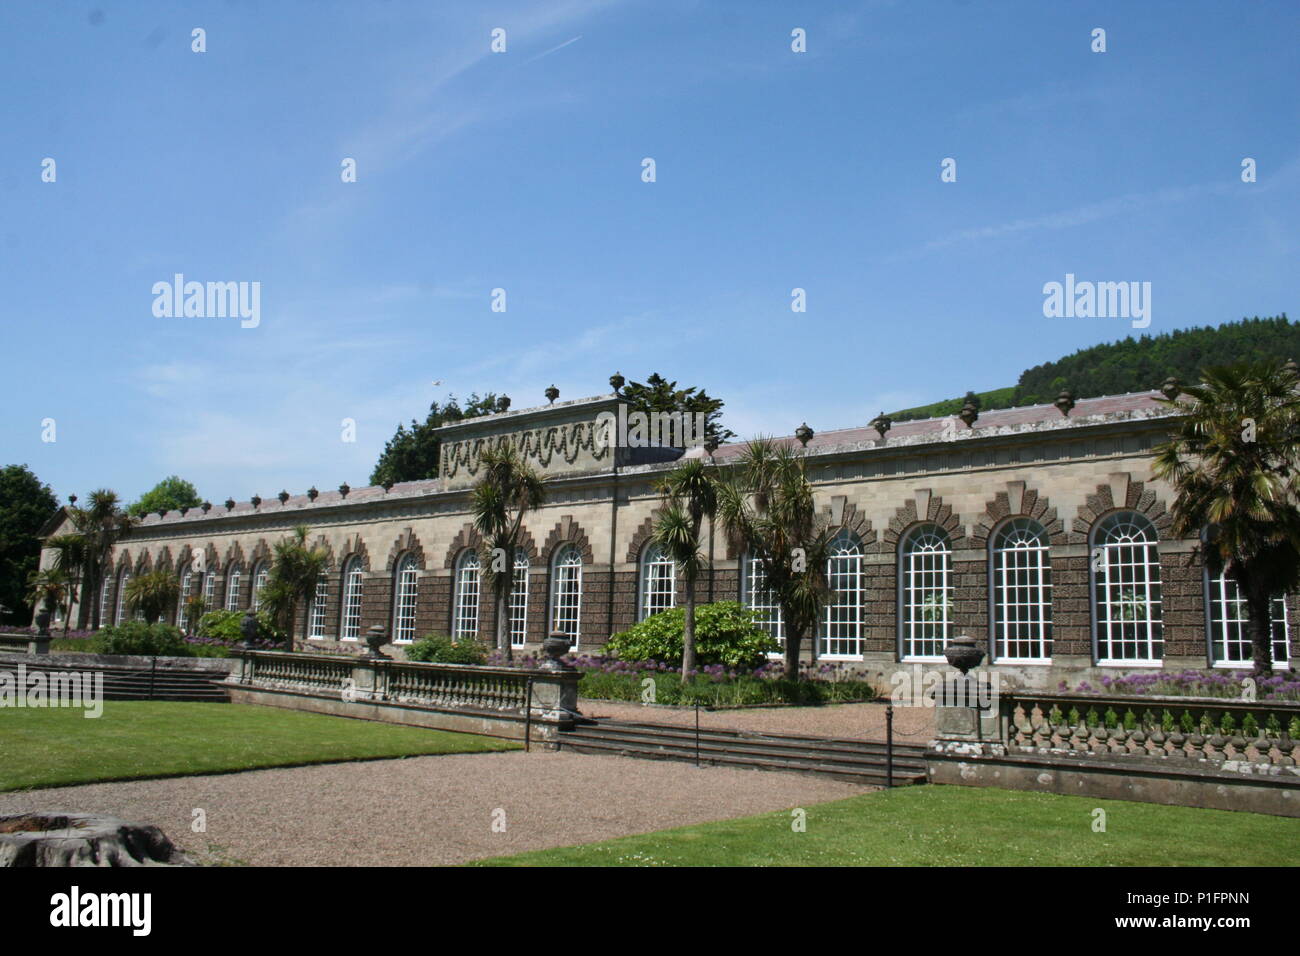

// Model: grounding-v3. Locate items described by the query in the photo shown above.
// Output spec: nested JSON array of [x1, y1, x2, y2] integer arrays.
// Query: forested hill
[[890, 314, 1296, 422]]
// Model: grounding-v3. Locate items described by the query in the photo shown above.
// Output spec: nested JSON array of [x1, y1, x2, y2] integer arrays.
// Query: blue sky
[[3, 0, 1298, 506]]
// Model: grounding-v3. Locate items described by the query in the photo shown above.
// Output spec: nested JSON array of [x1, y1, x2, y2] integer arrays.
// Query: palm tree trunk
[[1244, 580, 1275, 678], [783, 625, 802, 680], [681, 572, 697, 679], [496, 580, 511, 661]]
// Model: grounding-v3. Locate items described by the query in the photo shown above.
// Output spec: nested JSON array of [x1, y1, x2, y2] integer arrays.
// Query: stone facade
[[41, 388, 1294, 689]]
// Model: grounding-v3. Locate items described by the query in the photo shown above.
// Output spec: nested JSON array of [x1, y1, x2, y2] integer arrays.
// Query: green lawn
[[0, 702, 519, 791], [473, 785, 1300, 866]]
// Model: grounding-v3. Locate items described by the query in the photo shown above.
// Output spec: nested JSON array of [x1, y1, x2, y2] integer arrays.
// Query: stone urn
[[34, 605, 52, 637], [944, 635, 985, 676], [365, 625, 390, 659], [239, 609, 260, 648], [540, 631, 573, 671]]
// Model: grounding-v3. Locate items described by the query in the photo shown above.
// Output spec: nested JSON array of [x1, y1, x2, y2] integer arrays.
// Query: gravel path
[[0, 751, 866, 866], [579, 699, 936, 742]]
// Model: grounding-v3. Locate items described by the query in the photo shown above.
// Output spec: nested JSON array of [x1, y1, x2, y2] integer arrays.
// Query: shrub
[[94, 622, 193, 657], [602, 602, 779, 670], [405, 634, 489, 665], [196, 609, 284, 645]]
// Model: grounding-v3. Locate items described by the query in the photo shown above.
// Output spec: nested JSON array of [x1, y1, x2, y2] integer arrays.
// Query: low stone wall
[[0, 651, 233, 676], [925, 688, 1300, 817], [926, 746, 1300, 817], [222, 649, 581, 743]]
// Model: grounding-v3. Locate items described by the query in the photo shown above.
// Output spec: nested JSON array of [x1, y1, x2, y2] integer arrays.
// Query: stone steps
[[558, 717, 928, 785], [9, 659, 231, 702]]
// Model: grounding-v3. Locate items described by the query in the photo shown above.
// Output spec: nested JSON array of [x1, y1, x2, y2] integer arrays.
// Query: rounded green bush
[[602, 602, 779, 670], [405, 634, 489, 665], [95, 622, 193, 657]]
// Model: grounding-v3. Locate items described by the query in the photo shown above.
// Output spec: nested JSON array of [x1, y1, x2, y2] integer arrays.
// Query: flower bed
[[486, 652, 881, 708], [1064, 668, 1300, 702]]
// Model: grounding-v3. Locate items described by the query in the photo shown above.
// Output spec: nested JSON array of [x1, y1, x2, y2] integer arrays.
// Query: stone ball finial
[[1054, 389, 1076, 417], [869, 412, 891, 439], [338, 482, 350, 499], [545, 384, 560, 404], [609, 371, 625, 395], [1160, 377, 1182, 401], [959, 400, 979, 428], [794, 422, 814, 447]]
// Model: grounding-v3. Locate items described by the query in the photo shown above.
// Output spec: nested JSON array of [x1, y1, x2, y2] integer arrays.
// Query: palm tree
[[260, 526, 330, 650], [46, 533, 88, 635], [470, 445, 546, 660], [63, 490, 135, 630], [27, 568, 71, 626], [652, 458, 718, 678], [716, 439, 832, 679], [124, 570, 180, 625], [1152, 360, 1300, 676]]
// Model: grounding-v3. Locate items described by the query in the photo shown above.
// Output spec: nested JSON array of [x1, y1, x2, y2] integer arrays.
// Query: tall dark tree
[[0, 465, 59, 625], [1152, 360, 1300, 677], [370, 393, 503, 486], [127, 475, 202, 518], [619, 373, 735, 445]]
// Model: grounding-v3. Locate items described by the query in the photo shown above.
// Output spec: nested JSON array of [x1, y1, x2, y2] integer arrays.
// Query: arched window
[[549, 545, 583, 644], [99, 574, 113, 627], [1092, 512, 1162, 663], [1206, 570, 1291, 666], [203, 569, 216, 613], [990, 518, 1053, 662], [900, 525, 951, 660], [822, 531, 864, 658], [452, 550, 481, 638], [225, 564, 242, 612], [509, 549, 529, 647], [177, 563, 193, 629], [339, 556, 364, 640], [251, 561, 269, 611], [308, 572, 329, 639], [115, 568, 132, 625], [743, 551, 784, 648], [639, 543, 677, 620], [392, 553, 420, 643]]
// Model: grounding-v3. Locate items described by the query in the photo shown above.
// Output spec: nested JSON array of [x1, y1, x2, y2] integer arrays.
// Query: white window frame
[[900, 525, 951, 661], [452, 550, 481, 638], [509, 549, 529, 648], [1207, 571, 1291, 666], [639, 543, 677, 620], [99, 573, 113, 627], [990, 518, 1053, 663], [1092, 511, 1163, 665], [203, 570, 216, 613], [743, 551, 784, 653], [392, 553, 420, 644], [177, 563, 193, 629], [225, 565, 242, 612], [339, 556, 364, 641], [115, 569, 131, 625], [251, 561, 269, 611], [549, 545, 583, 645], [821, 531, 864, 659], [308, 572, 329, 639]]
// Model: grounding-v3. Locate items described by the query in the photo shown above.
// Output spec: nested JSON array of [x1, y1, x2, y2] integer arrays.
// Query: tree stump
[[0, 813, 194, 867]]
